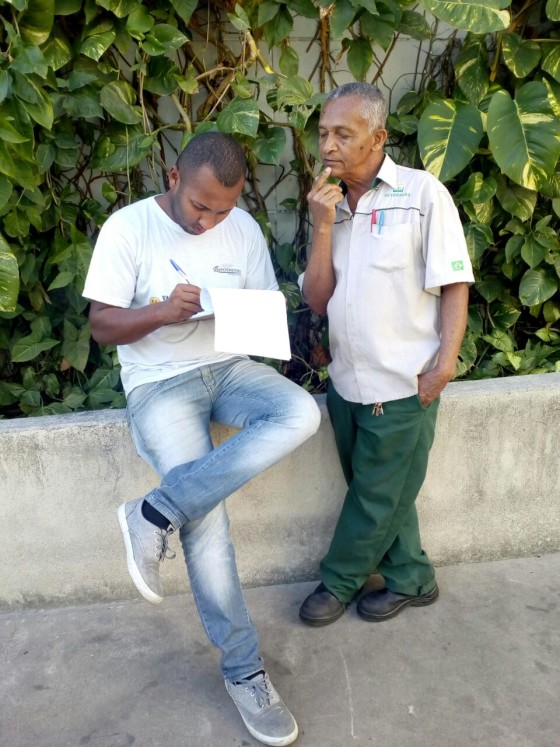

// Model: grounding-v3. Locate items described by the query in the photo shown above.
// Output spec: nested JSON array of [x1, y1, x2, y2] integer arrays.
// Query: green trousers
[[321, 382, 439, 603]]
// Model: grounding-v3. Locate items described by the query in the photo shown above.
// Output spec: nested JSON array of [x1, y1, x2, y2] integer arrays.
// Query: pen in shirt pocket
[[170, 258, 191, 283], [378, 210, 384, 234]]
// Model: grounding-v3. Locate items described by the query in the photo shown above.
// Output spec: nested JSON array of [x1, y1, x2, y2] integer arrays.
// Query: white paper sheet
[[200, 288, 291, 361]]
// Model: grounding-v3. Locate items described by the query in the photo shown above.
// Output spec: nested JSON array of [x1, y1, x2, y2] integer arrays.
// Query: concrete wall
[[1, 373, 559, 611]]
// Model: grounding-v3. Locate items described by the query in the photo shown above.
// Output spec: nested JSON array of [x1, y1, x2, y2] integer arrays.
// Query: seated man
[[84, 132, 320, 747]]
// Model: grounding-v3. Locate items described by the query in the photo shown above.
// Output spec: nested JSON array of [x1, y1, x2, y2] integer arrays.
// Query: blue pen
[[170, 258, 190, 283], [378, 210, 384, 235]]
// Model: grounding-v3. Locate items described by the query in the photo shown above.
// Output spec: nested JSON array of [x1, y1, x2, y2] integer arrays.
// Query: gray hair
[[326, 83, 387, 132]]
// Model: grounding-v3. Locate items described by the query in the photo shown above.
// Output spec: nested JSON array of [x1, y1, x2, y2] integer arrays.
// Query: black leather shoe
[[299, 583, 346, 627], [357, 584, 439, 622]]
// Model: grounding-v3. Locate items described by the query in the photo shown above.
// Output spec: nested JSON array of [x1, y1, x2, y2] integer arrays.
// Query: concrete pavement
[[2, 553, 559, 747]]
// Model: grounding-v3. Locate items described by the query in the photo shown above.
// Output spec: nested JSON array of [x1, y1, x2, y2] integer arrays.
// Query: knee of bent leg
[[289, 389, 322, 441]]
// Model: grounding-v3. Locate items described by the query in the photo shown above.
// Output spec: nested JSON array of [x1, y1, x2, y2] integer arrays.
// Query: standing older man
[[84, 132, 321, 745], [299, 83, 473, 627]]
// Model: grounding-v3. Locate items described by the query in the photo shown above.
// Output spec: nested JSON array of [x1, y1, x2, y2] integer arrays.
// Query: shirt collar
[[337, 154, 398, 214]]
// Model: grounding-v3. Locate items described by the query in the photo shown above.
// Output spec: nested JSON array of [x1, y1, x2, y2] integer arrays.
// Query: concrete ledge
[[1, 372, 560, 610]]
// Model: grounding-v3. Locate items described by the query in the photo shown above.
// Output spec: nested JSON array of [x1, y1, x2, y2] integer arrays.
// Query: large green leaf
[[96, 0, 137, 18], [286, 0, 318, 19], [91, 127, 156, 171], [276, 76, 313, 108], [487, 82, 560, 191], [253, 126, 287, 165], [0, 175, 13, 210], [0, 243, 19, 312], [61, 320, 90, 372], [100, 81, 142, 125], [258, 0, 280, 26], [11, 332, 59, 362], [0, 116, 29, 144], [217, 97, 260, 138], [10, 40, 49, 78], [55, 0, 81, 14], [41, 30, 74, 71], [170, 0, 198, 25], [19, 88, 54, 130], [330, 0, 357, 38], [546, 0, 560, 21], [502, 33, 541, 79], [142, 24, 188, 56], [0, 142, 40, 189], [398, 10, 432, 41], [347, 37, 373, 81], [419, 0, 510, 33], [79, 30, 116, 61], [126, 6, 154, 38], [495, 175, 537, 222], [19, 0, 54, 45], [262, 6, 293, 46], [418, 98, 483, 182], [279, 46, 299, 77], [541, 44, 560, 84], [519, 268, 558, 306], [360, 2, 401, 50], [521, 234, 549, 269], [144, 58, 181, 96]]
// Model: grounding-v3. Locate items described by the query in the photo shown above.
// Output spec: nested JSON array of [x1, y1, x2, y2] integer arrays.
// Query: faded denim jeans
[[126, 357, 321, 680]]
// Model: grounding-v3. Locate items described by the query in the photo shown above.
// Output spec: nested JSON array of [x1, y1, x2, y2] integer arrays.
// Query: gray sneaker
[[117, 498, 175, 605], [225, 671, 298, 746]]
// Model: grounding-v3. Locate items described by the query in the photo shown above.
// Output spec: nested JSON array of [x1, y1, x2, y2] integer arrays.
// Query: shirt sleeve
[[242, 218, 278, 291], [422, 186, 475, 296], [82, 215, 138, 308]]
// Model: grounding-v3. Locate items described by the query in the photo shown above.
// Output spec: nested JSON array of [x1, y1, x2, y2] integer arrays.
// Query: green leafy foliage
[[0, 0, 558, 417]]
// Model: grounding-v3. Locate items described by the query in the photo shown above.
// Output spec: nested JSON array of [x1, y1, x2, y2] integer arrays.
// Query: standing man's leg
[[300, 384, 438, 626]]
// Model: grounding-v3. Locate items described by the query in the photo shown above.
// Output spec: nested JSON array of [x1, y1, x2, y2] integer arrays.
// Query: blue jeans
[[126, 357, 321, 680]]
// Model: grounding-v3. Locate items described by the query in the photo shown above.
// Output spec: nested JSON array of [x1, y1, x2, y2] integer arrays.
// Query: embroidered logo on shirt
[[390, 185, 411, 197], [451, 261, 464, 271], [149, 297, 161, 304], [213, 264, 241, 275]]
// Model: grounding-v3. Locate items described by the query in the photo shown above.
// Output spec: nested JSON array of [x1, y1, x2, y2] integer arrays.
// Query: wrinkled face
[[167, 164, 244, 235], [318, 95, 386, 182]]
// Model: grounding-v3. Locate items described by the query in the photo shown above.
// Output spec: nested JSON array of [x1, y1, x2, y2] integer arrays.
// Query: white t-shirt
[[301, 155, 474, 405], [83, 196, 278, 395]]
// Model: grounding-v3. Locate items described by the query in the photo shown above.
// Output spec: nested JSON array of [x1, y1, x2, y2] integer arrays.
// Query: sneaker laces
[[243, 674, 275, 709], [153, 526, 176, 563]]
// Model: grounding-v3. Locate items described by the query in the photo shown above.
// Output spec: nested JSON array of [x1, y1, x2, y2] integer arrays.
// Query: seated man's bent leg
[[118, 369, 214, 603], [144, 358, 321, 527]]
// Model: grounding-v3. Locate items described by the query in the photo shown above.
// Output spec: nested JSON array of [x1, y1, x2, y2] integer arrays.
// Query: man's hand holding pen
[[165, 257, 202, 322], [164, 282, 203, 323]]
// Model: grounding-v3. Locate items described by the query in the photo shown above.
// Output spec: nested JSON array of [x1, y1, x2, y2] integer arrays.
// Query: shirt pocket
[[366, 223, 419, 272]]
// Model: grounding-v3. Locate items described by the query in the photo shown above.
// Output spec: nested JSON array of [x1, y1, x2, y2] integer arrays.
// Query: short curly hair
[[177, 132, 246, 187]]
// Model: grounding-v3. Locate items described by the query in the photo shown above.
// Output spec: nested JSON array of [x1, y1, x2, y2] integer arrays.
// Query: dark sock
[[141, 500, 170, 529], [234, 669, 265, 684]]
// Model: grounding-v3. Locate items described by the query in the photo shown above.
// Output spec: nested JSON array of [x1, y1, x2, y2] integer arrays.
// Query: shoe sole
[[241, 719, 298, 747], [117, 503, 163, 605], [357, 586, 439, 623], [299, 605, 346, 627]]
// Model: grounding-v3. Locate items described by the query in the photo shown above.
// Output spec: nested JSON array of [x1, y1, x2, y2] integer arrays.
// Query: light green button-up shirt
[[321, 155, 474, 405]]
